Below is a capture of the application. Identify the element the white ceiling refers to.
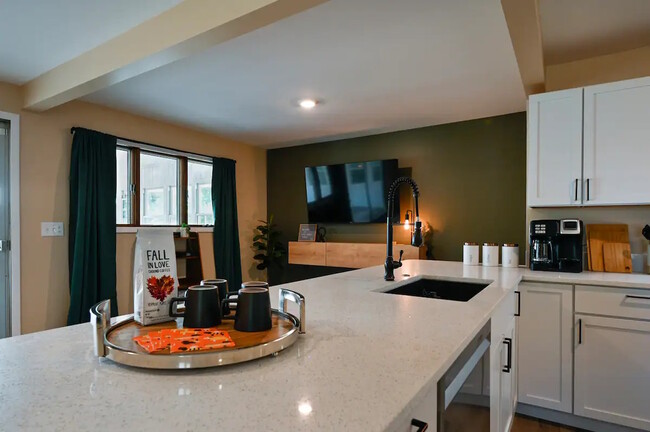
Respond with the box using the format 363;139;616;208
83;0;526;148
0;0;181;84
540;0;650;65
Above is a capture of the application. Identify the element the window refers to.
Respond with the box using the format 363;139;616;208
188;160;213;225
140;152;179;225
115;143;214;226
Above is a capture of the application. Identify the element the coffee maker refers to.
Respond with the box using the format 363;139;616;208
530;219;583;273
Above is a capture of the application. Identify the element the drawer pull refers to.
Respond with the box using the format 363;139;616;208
515;290;521;317
411;418;428;431
625;295;650;301
578;319;583;344
502;338;512;373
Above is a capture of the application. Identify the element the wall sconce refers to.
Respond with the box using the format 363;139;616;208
404;210;413;231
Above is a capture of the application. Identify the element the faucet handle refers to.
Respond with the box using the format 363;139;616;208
398;250;404;264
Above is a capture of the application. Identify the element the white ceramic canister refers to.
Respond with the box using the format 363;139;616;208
482;243;499;267
463;242;480;266
502;243;519;268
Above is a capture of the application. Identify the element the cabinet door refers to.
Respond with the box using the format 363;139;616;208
490;333;505;432
499;318;516;432
527;88;583;207
574;315;650;430
490;292;517;432
583;76;650;205
517;282;573;412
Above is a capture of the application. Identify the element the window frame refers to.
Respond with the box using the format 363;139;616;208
116;140;213;228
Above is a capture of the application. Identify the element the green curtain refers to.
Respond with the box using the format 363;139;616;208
212;157;242;293
67;128;117;324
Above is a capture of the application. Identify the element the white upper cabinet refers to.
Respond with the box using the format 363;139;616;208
527;88;584;207
583;76;650;205
527;76;650;207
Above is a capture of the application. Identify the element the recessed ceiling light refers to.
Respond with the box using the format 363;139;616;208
299;99;317;109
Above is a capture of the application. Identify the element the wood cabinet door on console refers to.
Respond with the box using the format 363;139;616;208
583;77;650;205
527;88;583;207
574;315;650;431
517;282;573;413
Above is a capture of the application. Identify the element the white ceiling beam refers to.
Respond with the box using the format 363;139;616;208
23;0;328;111
501;0;545;95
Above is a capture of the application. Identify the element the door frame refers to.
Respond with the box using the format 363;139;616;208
0;110;20;336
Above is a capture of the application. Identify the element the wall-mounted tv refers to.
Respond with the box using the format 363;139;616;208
304;159;399;224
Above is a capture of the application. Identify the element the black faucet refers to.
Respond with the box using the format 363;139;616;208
385;177;422;281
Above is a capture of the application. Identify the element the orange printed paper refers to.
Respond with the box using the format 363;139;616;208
133;328;235;353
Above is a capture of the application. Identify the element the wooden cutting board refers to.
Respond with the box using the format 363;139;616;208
602;242;632;273
586;224;630;272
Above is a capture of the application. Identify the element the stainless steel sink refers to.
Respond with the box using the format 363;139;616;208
382;278;490;302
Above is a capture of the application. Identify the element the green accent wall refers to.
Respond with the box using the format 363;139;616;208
267;112;527;284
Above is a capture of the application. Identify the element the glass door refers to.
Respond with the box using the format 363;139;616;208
0;121;9;338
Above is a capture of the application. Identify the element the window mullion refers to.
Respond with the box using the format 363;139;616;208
132;148;141;226
180;156;188;225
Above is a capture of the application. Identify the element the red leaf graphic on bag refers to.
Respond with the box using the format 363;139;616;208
147;275;175;301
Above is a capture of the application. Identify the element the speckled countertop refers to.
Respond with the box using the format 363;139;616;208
1;260;649;432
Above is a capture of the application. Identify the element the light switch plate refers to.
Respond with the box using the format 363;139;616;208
41;222;64;237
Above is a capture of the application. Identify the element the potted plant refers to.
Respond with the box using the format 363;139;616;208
253;214;286;271
180;223;191;238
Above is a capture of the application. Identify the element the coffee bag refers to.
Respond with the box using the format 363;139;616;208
134;230;179;325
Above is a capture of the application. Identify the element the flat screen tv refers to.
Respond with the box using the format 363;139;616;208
304;159;400;224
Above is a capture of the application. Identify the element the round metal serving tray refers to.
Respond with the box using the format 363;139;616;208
90;288;305;370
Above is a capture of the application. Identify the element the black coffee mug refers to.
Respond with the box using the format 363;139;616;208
201;279;230;317
222;282;272;332
169;285;221;328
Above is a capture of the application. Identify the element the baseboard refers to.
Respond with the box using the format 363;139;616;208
517;403;644;432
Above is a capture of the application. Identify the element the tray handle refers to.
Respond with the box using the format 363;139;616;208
278;289;306;334
90;300;111;357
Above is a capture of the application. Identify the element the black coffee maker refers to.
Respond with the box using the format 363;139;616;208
530;219;583;273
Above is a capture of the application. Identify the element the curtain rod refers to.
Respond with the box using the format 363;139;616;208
70;126;218;161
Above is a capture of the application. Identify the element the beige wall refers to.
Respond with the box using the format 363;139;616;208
545;45;650;91
0;81;266;334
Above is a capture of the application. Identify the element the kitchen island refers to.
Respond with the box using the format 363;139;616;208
1;260;649;431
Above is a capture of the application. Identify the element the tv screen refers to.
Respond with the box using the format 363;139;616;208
304;159;399;223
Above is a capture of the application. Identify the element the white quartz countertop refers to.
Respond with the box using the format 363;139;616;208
1;261;649;432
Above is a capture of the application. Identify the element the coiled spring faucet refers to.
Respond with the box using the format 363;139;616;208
385;177;422;281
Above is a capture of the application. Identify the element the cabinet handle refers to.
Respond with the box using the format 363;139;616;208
578;319;583;344
502;338;512;373
625;295;650;301
514;291;521;317
411;418;428;431
574;178;579;201
586;179;591;201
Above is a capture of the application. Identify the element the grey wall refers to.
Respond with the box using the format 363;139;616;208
267;112;527;284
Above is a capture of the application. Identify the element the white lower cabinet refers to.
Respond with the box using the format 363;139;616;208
498;318;516;432
517;282;573;412
396;385;437;432
491;291;517;432
574;314;650;430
